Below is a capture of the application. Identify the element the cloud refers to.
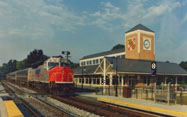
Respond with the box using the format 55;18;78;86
90;2;123;31
183;14;187;23
0;0;86;65
0;0;86;40
90;0;182;31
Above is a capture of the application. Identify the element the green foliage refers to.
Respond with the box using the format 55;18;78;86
16;59;26;70
0;49;48;78
179;61;187;71
0;59;17;78
25;49;48;67
111;44;125;51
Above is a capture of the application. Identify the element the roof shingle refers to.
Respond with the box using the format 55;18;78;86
126;24;154;33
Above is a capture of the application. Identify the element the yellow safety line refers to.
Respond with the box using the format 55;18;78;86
4;100;23;117
97;97;187;116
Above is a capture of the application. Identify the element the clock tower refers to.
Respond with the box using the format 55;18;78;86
125;24;155;61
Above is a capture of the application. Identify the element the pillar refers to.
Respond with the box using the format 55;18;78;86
109;74;113;86
91;77;93;85
175;76;178;91
103;57;106;87
146;77;148;86
165;77;167;86
100;77;102;86
121;75;124;87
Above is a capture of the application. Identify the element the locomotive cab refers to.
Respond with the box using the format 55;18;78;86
46;56;70;70
46;56;73;84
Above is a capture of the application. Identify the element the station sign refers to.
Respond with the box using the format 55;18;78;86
151;62;157;76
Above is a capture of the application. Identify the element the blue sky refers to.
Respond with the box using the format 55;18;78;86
0;0;186;65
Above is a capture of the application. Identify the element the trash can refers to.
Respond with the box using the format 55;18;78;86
123;87;132;98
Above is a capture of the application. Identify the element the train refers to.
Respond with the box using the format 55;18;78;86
6;56;74;95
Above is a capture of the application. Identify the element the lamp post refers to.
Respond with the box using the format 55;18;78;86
62;51;71;62
111;57;118;97
82;67;86;89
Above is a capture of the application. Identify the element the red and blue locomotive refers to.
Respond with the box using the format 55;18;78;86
6;56;74;94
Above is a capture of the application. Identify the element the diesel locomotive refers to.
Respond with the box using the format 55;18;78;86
6;56;74;95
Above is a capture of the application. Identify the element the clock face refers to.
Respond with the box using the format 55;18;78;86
143;38;151;50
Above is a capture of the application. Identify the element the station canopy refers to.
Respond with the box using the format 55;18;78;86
73;57;187;76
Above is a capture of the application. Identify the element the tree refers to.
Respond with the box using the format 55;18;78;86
25;49;48;67
179;61;187;71
16;59;26;70
111;44;125;51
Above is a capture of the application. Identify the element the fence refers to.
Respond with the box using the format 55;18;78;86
155;85;176;104
84;84;187;105
176;85;187;105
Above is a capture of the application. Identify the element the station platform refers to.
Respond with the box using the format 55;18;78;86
0;82;23;117
4;100;23;117
76;92;187;117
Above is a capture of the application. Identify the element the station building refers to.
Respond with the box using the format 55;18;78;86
73;24;187;90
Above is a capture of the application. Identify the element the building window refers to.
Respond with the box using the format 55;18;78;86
87;61;89;65
86;78;88;84
93;79;96;84
96;59;98;64
81;61;85;66
97;78;100;84
121;55;125;58
82;78;84;83
93;60;96;64
89;79;91;84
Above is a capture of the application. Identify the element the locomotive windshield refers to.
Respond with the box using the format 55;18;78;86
48;62;70;69
48;62;59;69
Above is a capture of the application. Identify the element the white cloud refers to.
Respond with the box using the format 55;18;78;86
0;0;86;65
183;14;187;23
90;0;181;31
90;2;123;31
0;0;85;40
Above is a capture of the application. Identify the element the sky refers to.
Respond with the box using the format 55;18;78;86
0;0;186;65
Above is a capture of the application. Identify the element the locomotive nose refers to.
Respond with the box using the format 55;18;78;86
49;66;73;83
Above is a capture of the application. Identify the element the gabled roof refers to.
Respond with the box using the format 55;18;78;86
74;57;187;76
126;24;154;33
106;58;187;75
73;65;99;75
80;48;125;60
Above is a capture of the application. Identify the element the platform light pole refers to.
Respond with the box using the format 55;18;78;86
82;67;86;89
62;51;71;62
111;56;118;97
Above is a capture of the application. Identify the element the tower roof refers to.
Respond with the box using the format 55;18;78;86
126;24;154;33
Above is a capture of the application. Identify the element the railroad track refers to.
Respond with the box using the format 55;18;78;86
2;82;70;117
6;81;171;117
1;82;41;117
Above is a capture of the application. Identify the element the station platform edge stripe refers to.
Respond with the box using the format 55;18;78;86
4;100;23;117
97;97;187;116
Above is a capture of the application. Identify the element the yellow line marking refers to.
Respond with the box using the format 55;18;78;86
97;97;187;116
4;100;23;117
